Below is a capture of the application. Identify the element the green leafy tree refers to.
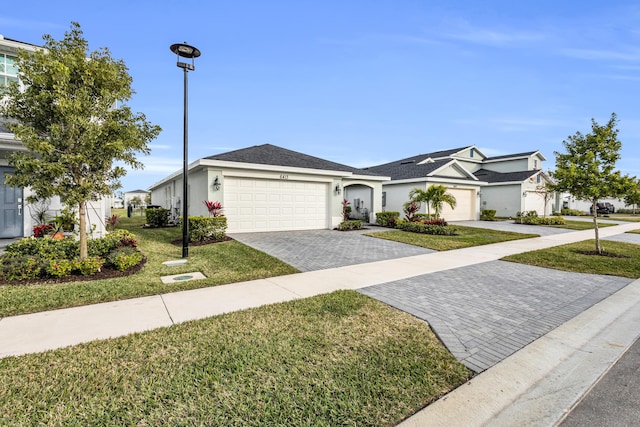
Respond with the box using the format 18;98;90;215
409;185;457;219
624;178;640;214
550;113;633;253
0;23;161;258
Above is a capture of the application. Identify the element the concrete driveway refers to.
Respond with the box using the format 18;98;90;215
229;228;434;271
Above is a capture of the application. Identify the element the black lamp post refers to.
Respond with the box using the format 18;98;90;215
170;42;201;258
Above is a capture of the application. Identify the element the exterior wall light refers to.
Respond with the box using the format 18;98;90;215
335;184;341;195
213;176;221;191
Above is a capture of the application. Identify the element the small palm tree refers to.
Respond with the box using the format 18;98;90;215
409;185;457;219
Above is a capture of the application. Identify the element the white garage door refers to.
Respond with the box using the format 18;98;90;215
441;188;475;221
225;178;329;232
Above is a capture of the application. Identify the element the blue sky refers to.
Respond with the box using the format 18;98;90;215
3;1;639;192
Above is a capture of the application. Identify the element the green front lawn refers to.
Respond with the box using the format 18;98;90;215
0;215;298;317
502;240;640;278
550;220;617;230
0;290;471;426
365;226;538;251
628;229;640;234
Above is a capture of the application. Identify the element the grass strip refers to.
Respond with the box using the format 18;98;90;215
0;290;471;426
365;225;538;251
548;220;616;230
0;215;298;317
502;240;640;278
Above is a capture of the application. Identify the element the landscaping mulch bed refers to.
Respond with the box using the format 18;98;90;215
0;257;146;287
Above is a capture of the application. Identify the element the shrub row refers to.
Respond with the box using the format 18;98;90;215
515;211;566;225
188;216;228;242
0;230;143;281
396;219;457;235
375;211;399;228
480;209;496;221
146;208;170;227
336;220;364;231
560;208;586;216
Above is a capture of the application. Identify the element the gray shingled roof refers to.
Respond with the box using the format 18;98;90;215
205;144;379;176
365;158;452;180
363;146;472;180
485;151;537;161
473;168;538;183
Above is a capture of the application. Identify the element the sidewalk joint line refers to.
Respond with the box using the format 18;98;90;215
159;295;175;325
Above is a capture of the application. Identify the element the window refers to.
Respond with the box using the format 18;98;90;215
0;53;19;87
470;148;475;158
536;174;541;184
382;191;386;207
533;159;538;169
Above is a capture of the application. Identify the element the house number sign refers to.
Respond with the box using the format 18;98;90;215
280;174;289;180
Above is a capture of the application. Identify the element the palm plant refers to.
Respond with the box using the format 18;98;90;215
409;185;457;219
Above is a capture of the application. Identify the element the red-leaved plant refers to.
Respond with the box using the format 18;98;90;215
203;200;224;217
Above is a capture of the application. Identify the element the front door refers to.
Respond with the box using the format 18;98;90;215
0;167;23;238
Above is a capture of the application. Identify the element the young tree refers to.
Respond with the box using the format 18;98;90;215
550;113;633;253
0;23;161;258
624;178;640;214
533;181;554;217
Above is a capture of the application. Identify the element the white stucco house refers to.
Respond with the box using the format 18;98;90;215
365;146;553;219
148;144;389;233
0;35;109;239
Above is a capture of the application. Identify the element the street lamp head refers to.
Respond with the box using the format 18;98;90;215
170;42;201;71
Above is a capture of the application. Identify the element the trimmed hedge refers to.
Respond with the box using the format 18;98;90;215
188;216;228;242
376;211;400;228
146;208;170;227
480;209;496;221
337;220;364;231
396;219;457;235
515;211;566;225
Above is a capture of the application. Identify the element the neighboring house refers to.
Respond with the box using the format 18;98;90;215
124;190;149;208
0;35;108;238
148;144;389;233
558;195;629;214
365;146;553;219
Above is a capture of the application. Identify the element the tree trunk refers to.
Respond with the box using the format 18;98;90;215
79;201;88;259
592;200;601;254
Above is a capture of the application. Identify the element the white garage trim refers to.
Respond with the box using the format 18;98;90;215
225;177;329;232
441;188;476;221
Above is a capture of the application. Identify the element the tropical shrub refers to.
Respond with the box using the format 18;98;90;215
342;199;352;221
46;259;74;278
403;201;420;221
480;210;497;221
107;247;144;271
375;212;399;228
146;207;170;227
515;211;566;225
396;219;457;235
33;223;53;238
188;216;228;242
5;236;79;260
0;254;46;281
73;256;105;276
203;200;224;217
560;208;586;216
337;220;363;231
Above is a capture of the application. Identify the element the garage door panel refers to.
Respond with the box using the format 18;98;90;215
225;178;329;232
441;188;475;221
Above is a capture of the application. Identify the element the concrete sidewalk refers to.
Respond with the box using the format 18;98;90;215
0;222;638;425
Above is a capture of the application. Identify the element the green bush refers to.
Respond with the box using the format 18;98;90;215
46;259;74;278
414;213;437;221
480;209;497;221
337;220;364;231
375;212;400;227
73;256;105;276
396;219;457;235
88;229;137;258
146;207;170;227
107;247;144;271
515;211;566;225
0;254;46;281
560;208;586;216
188;216;228;242
5;237;79;260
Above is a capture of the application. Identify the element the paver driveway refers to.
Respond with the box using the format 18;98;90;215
229;228;434;271
359;261;633;373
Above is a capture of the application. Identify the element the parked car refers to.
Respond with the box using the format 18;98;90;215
605;202;615;214
590;203;610;214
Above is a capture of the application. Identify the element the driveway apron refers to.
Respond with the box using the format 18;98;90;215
359;260;633;373
229;229;434;271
